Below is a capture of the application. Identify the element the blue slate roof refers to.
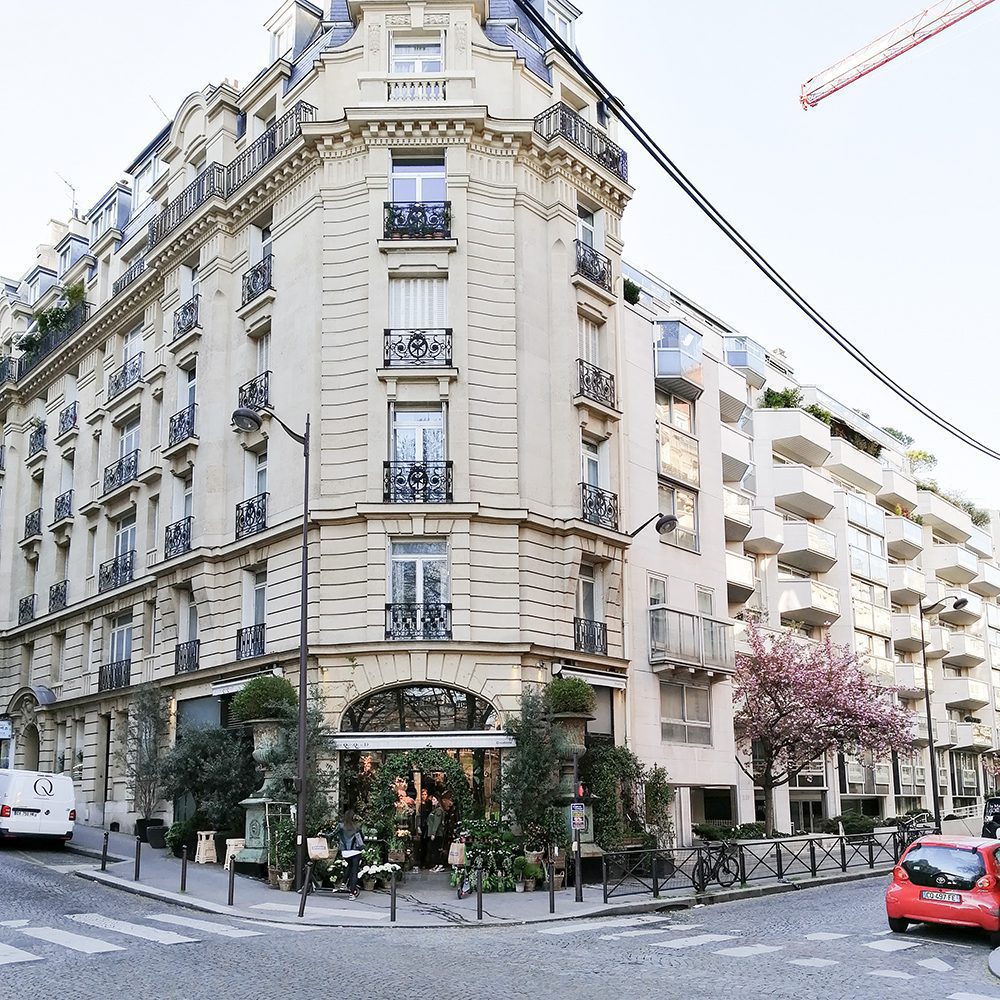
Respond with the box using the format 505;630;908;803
486;0;552;83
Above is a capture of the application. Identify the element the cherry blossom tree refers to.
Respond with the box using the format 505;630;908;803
734;620;915;834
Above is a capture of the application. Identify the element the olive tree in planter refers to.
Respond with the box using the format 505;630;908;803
116;683;170;843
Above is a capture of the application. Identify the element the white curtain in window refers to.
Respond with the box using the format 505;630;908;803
389;277;447;329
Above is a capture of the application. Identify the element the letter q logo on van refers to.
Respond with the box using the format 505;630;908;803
33;778;54;798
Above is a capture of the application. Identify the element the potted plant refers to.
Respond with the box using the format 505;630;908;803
277;872;295;891
544;677;597;760
117;684;170;843
512;855;527;891
387;834;406;865
146;821;168;850
270;817;296;888
522;861;544;892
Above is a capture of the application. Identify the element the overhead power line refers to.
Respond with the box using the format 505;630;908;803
514;1;1000;462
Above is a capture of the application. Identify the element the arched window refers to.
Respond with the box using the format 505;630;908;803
341;685;498;734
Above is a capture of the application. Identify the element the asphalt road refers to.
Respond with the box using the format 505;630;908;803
1;842;999;1000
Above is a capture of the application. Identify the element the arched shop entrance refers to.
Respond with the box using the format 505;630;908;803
333;684;514;821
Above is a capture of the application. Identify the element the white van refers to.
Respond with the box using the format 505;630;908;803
0;769;75;843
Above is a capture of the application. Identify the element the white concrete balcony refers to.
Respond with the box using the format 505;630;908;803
889;565;927;607
744;508;784;555
885;516;923;560
924;625;951;659
954;722;993;752
864;655;895;688
935;720;958;749
916;489;973;543
781;521;837;573
772;464;835;520
892;614;925;652
853;599;892;636
878;468;920;514
911;714;930;745
940;676;990;711
925;582;983;625
942;632;987;668
777;579;840;626
723;488;752;542
970;562;1000;598
924;544;978;586
721;424;752;483
968;525;995;560
825;437;883;493
718;363;751;423
895;664;930;700
726;551;756;605
755;408;831;466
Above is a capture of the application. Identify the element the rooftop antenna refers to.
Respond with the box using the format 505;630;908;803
149;94;171;122
54;172;78;218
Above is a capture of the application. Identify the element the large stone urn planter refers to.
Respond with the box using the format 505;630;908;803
247;717;286;796
234;718;290;873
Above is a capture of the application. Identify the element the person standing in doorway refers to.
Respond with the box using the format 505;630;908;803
426;796;445;871
417;787;433;870
435;791;459;872
337;810;365;898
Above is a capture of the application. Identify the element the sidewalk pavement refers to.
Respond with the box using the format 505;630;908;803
65;824;893;930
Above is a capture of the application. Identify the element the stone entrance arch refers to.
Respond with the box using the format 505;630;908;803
20;724;39;770
4;686;56;772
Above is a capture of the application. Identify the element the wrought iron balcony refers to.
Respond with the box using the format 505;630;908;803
175;639;201;674
18;302;91;379
383;461;453;503
103;450;140;494
580;482;620;531
148;163;226;247
383;328;453;367
235;493;268;540
173;294;200;339
98;550;135;593
57;400;78;437
238;371;271;411
576;359;616;408
53;489;73;522
241;254;273;306
98;660;131;692
383;201;452;239
107;353;143;401
23;508;42;540
18;595;36;626
236;623;266;660
534;103;629;183
226;101;317;195
574;617;608;655
27;423;46;458
575;240;613;292
48;580;68;614
164;516;193;558
112;258;146;296
168;403;197;447
385;603;453;640
0;356;16;386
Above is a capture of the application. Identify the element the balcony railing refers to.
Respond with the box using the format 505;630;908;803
383;201;452;239
649;608;700;663
575;240;612;292
168;403;197;447
103;450;140;494
574;616;608;655
0;356;16;385
53;489;73;522
27;423;46;458
57;400;78;437
388;78;447;101
98;660;131;692
235;493;268;540
148;163;226;247
112;258;146;296
238;371;270;411
241;254;273;306
17;595;36;626
533;103;629;183
383;328;453;367
236;623;266;660
164;516;193;558
48;580;68;614
18;302;91;379
385;603;453;640
175;639;201;674
383;461;453;503
576;359;616;408
173;294;200;339
23;508;42;539
107;353;143;401
98;550;135;593
580;482;620;531
226;101;317;195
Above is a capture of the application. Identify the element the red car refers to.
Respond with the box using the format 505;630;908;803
886;835;1000;945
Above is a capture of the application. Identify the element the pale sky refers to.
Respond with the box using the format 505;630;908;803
2;1;998;504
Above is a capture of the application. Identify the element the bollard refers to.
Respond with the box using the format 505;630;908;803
297;863;313;918
602;856;608;905
133;836;141;882
808;840;817;879
100;831;109;873
548;861;555;914
228;860;236;906
180;846;188;893
574;832;583;903
390;869;397;923
476;868;483;921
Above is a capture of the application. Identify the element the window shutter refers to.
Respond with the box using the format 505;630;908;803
389;277;447;327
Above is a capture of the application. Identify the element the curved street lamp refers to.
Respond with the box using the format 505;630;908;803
628;512;678;538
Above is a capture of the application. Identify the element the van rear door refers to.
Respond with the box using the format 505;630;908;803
31;774;75;838
6;773;43;835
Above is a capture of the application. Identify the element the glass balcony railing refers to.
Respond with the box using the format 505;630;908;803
653;320;703;398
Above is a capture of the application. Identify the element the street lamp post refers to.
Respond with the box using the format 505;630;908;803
918;595;968;832
232;406;311;890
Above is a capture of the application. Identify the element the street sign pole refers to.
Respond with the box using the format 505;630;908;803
573;754;583;903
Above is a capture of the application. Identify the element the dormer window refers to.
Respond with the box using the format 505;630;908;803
58;248;72;277
26;279;40;305
271;18;292;61
131;158;158;212
545;0;578;44
391;37;443;74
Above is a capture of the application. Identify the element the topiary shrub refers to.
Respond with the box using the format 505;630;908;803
231;675;297;722
820;812;877;835
544;677;597;715
623;277;641;305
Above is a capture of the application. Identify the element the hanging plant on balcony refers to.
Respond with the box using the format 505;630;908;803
32;280;85;339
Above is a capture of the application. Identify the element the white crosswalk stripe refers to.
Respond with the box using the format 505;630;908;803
249;902;387;920
804;932;848;941
918;957;955;972
713;944;783;958
864;938;921;952
0;942;43;966
869;970;914;980
146;914;263;938
651;933;736;949
241;920;325;932
539;916;671;936
68;913;197;944
21;926;124;954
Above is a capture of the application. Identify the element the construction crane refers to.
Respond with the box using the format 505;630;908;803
801;0;996;108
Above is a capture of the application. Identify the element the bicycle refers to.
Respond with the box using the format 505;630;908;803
692;840;739;891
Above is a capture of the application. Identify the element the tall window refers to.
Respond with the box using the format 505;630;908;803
581;439;601;487
132;158;158;210
577;206;596;247
656;392;699;486
391;406;445;464
178;475;193;519
249;450;268;498
659;484;698;552
109;612;133;664
115;513;136;558
260;225;273;262
256;333;271;375
188;264;200;300
578;316;601;366
182;364;197;407
252;571;267;626
122;326;142;363
391;157;446;203
390;540;449;607
660;681;711;745
389;277;447;329
545;0;576;43
391;37;443;73
120;418;140;458
577;563;601;622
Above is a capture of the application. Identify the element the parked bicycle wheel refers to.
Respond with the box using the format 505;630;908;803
716;857;739;888
692;858;710;893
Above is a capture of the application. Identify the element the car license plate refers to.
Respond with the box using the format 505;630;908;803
920;890;961;903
